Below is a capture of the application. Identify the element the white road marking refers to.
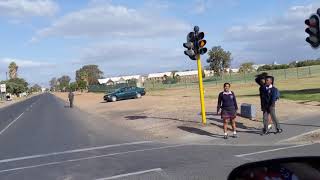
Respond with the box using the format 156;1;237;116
96;168;162;180
0;112;24;135
278;129;320;143
0;144;186;173
0;141;152;164
0;98;39;135
235;143;313;157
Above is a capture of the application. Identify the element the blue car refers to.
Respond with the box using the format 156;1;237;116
103;87;146;102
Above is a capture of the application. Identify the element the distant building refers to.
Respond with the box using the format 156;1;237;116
225;68;239;73
175;70;198;77
147;72;172;81
230;68;239;73
252;64;265;70
98;75;143;85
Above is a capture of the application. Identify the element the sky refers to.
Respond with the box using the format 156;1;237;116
1;0;320;87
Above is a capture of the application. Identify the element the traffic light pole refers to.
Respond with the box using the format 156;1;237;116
196;55;206;124
183;26;207;124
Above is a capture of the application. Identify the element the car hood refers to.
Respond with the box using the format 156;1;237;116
104;92;116;97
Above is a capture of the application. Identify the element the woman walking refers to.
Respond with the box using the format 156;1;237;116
217;83;238;139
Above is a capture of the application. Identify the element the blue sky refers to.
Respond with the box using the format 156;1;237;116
0;0;320;87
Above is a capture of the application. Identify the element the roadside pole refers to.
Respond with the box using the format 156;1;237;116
196;55;206;124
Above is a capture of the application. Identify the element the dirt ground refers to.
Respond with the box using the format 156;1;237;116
54;84;320;142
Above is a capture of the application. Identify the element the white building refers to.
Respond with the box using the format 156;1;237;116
147;72;172;79
252;64;265;70
98;75;143;85
230;68;239;73
175;70;198;77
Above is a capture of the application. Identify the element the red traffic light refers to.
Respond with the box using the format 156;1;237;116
187;32;195;42
197;32;205;40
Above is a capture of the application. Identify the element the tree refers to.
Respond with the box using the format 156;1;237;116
76;65;103;86
206;46;232;76
239;62;254;73
77;80;87;91
8;62;18;79
1;78;28;95
30;84;42;92
49;77;58;91
57;75;71;91
69;82;78;92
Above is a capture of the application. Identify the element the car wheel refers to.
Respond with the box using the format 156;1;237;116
111;96;117;102
136;93;142;98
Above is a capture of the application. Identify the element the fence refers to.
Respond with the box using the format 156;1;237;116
143;65;320;90
88;82;136;93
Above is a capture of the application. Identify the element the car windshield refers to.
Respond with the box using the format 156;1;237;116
1;1;320;180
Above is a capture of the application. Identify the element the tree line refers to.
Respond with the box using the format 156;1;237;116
49;65;103;92
0;62;44;96
256;59;320;71
205;46;320;74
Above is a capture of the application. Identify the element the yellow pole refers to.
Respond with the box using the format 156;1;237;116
196;55;206;124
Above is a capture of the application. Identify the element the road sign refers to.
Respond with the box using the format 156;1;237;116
0;84;6;93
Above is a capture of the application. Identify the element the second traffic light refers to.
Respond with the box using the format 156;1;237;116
305;9;320;48
183;32;196;60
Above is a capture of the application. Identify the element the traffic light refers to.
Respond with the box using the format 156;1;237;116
183;32;196;60
197;32;207;55
305;9;320;48
183;26;207;60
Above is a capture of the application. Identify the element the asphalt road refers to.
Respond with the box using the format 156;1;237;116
0;93;320;180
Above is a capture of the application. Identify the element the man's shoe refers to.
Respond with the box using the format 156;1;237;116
232;134;238;138
276;129;283;134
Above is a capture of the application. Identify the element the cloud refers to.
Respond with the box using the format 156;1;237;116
1;58;55;68
192;0;238;14
32;3;190;40
224;3;320;64
0;0;59;18
71;40;195;76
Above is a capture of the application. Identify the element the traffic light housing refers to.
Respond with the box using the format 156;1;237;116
305;10;320;48
197;32;207;55
183;32;196;60
183;26;207;60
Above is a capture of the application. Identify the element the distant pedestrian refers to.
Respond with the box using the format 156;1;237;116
68;90;74;108
217;83;238;139
261;76;282;134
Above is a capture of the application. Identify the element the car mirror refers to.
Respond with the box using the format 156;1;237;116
228;157;320;180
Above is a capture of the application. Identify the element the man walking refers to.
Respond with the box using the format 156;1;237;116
261;76;282;134
68;90;74;108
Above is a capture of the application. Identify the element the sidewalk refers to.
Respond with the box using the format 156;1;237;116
0;94;39;109
202;114;320;145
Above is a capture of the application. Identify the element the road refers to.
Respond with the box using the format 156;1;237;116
0;93;320;180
